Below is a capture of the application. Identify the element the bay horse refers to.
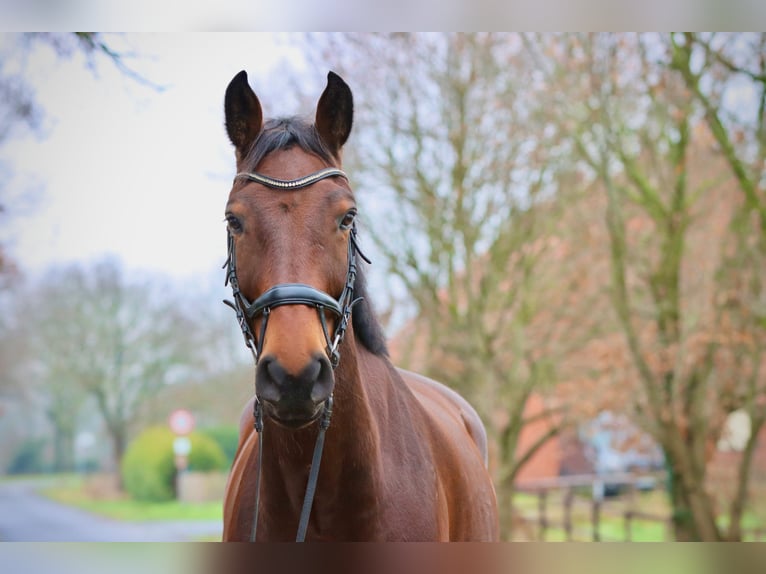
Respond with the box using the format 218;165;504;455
220;70;499;541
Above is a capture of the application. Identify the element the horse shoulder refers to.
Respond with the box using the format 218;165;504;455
222;396;258;540
395;368;489;467
394;368;498;540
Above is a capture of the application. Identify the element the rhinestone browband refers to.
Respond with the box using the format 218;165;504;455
234;167;347;190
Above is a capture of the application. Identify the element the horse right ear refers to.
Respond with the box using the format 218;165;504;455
315;71;353;160
224;70;263;160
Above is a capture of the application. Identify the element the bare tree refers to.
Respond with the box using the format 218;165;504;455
15;280;88;471
13;259;206;475
297;33;603;537
525;32;766;541
669;32;766;541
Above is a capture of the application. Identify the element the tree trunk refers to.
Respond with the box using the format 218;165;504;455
727;415;764;541
496;423;522;541
110;426;127;490
666;456;696;541
497;485;537;541
497;485;516;540
52;425;76;472
47;406;77;472
665;449;722;541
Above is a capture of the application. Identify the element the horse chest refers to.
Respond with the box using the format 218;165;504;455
230;452;444;541
308;481;443;541
312;458;440;540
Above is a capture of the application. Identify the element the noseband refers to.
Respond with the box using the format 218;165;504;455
222;166;369;542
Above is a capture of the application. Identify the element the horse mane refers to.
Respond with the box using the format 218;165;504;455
243;116;389;358
351;263;389;357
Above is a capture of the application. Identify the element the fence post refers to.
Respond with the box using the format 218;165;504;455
592;479;604;541
564;487;575;541
624;510;632;541
624;479;635;541
537;490;548;541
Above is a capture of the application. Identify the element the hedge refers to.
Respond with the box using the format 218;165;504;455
121;425;227;502
199;425;239;467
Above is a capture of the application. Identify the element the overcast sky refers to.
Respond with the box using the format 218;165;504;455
1;34;318;288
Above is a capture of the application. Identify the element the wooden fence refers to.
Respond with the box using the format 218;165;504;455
514;472;671;541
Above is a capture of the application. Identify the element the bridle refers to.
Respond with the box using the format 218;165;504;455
223;166;369;542
223;167;367;369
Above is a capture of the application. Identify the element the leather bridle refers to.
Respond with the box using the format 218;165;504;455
223;169;367;369
222;166;369;542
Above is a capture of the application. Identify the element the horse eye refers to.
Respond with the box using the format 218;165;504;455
339;209;357;230
226;214;243;233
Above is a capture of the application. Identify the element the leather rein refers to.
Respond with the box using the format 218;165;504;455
223;167;369;542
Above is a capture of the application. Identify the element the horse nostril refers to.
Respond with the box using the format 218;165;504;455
302;356;322;384
309;355;334;403
265;357;287;386
255;356;285;404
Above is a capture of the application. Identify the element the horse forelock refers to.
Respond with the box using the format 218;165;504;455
241;116;337;173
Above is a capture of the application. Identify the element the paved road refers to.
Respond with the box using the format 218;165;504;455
0;479;222;542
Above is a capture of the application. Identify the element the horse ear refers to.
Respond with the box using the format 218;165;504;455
315;71;353;158
224;70;263;159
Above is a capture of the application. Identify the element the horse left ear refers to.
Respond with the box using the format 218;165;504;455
315;71;353;159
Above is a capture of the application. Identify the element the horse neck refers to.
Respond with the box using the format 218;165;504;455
260;335;383;502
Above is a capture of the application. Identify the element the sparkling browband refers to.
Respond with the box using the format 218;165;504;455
234;167;347;190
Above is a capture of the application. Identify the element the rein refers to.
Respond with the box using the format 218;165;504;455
223;167;368;542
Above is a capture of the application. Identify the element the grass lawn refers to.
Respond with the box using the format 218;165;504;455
512;489;766;542
515;516;668;542
38;474;223;522
512;490;671;541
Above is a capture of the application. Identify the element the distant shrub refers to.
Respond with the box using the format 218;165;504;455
121;426;227;502
121;427;175;502
199;426;239;467
6;437;49;475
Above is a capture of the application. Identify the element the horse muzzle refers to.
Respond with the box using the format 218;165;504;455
256;353;334;428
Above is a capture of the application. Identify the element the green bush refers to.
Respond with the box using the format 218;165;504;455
6;437;49;475
199;425;239;467
121;426;227;502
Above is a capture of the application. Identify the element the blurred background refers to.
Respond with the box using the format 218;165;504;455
0;32;765;542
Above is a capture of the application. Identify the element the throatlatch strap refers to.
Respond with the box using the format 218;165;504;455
296;396;333;542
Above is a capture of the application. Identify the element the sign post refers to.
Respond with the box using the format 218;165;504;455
169;409;195;499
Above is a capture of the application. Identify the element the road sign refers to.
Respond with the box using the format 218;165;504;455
169;409;195;435
173;436;192;456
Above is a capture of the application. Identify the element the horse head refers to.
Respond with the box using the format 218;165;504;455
223;71;357;429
